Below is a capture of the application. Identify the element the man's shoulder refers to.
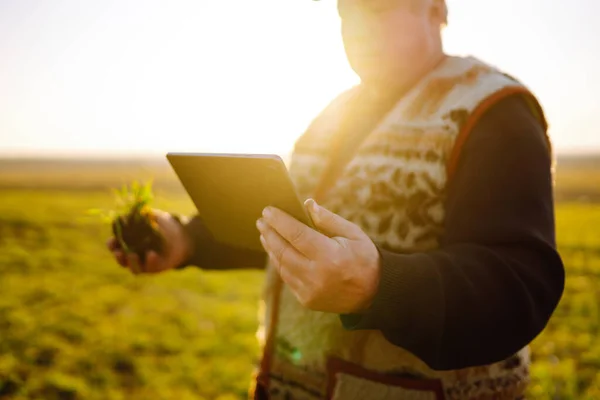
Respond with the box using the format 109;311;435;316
440;56;536;105
429;55;547;130
443;57;552;179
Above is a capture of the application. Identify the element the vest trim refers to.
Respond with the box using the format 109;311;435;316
446;86;533;181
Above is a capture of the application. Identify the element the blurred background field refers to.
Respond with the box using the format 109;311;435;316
0;155;599;400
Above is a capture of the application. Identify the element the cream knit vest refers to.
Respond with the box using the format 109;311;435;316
256;55;547;400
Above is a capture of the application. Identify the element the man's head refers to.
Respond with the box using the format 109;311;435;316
337;0;447;87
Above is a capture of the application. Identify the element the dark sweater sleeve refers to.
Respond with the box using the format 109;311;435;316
339;94;565;371
176;215;267;270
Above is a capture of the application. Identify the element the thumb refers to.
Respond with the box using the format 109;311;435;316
305;198;362;239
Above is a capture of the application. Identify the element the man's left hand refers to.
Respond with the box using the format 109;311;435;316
256;198;381;314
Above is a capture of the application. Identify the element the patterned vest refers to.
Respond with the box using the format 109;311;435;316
255;55;548;400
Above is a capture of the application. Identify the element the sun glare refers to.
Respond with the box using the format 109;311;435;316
171;1;358;157
0;0;358;158
2;0;598;156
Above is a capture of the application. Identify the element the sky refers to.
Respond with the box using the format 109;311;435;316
0;0;598;158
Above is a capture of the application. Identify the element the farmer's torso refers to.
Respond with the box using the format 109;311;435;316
256;55;545;400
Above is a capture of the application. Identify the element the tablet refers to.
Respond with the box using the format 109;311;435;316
166;152;315;252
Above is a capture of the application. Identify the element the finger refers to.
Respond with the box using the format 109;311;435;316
107;237;121;251
113;250;128;267
127;253;142;275
108;237;129;267
259;226;311;280
261;236;306;294
143;251;162;273
278;258;307;295
261;207;333;259
305;199;363;240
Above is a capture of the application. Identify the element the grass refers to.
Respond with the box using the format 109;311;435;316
527;202;600;399
0;188;262;400
0;158;599;399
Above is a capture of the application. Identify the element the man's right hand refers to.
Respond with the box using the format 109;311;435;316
106;209;193;274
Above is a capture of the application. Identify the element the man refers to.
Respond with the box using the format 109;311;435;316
108;0;565;398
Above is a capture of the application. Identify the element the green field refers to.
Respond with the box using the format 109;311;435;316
0;156;599;399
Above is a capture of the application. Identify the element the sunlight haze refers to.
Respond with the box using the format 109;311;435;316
0;0;598;158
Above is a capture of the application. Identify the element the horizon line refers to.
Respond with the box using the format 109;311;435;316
1;147;599;159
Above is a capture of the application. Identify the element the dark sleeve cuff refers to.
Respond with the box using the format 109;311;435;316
340;245;444;344
339;245;386;330
173;213;267;270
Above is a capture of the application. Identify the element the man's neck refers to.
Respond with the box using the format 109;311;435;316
363;52;448;99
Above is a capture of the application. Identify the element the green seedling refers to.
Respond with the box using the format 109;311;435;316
88;180;165;272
